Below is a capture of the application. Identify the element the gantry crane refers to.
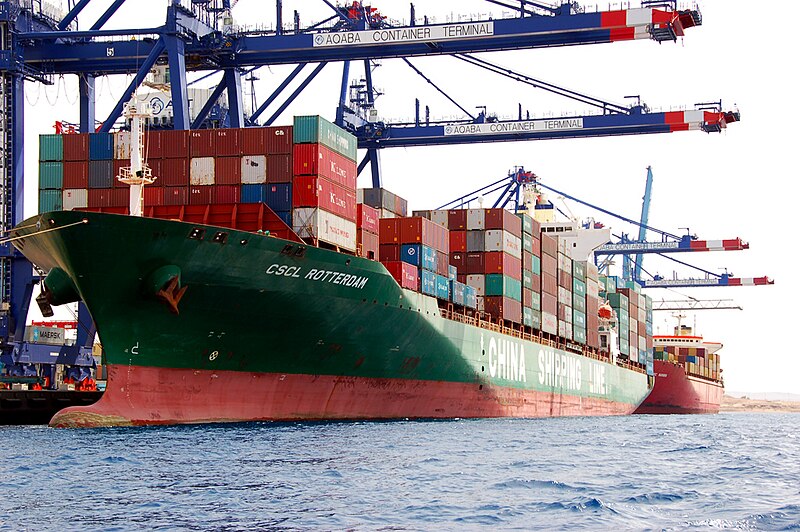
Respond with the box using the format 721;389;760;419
0;0;737;383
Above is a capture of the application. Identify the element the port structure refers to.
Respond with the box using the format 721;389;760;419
0;0;738;385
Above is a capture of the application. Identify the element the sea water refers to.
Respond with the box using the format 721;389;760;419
1;413;798;530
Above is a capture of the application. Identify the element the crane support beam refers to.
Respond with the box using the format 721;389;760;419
19;7;697;74
651;300;742;311
596;237;749;255
355;109;736;149
640;276;774;288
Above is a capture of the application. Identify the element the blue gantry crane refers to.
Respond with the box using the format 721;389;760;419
0;0;738;385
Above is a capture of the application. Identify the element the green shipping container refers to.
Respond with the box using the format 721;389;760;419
599;275;616;294
38;189;63;212
523;307;533;327
619;337;630;356
572;292;586;313
573;278;586;297
573;260;586;281
485;274;522;301
530;309;541;329
573;309;587;329
531;254;541;275
39;134;63;162
523;269;533;290
516;212;533;235
522;233;533;253
573;327;587;345
39;162;64;189
293;115;357;161
531;291;541;311
607;292;628;310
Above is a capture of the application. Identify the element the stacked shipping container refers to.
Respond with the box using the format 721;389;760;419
600;275;654;368
653;344;721;381
292;116;359;251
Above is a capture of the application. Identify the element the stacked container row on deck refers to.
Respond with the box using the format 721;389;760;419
39;125;295;214
653;344;720;380
292;115;359;251
600;275;654;367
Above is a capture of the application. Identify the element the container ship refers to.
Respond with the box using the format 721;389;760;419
633;323;724;414
11;107;654;427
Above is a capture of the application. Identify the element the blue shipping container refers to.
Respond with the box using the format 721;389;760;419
448;265;458;280
464;285;477;309
89;133;114;160
265;183;292;211
420;270;436;296
241;184;267;203
401;244;436;271
275;210;292;227
435;274;449;300
450;280;466;306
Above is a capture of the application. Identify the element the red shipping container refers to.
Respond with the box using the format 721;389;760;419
112;160;126;188
264;126;292;155
292;175;357;221
357;229;379;260
541;292;557;315
160;158;189;186
400;217;437;249
189;185;212;204
532;273;541;291
449;231;466;252
558;269;572;289
214;129;240;156
144;131;161;158
383;261;418;290
63;133;89;161
63;161;89;189
267;154;292;183
357;203;380;234
541;234;558;257
542;272;558;296
484;252;522;280
532;235;541;256
448;209;467;230
465;252;485;274
214;156;242;185
147;159;163;186
485;208;522;236
541;253;557;276
483;296;522;323
240;127;266;155
164;186;189;205
379;218;401;245
523;251;532;272
450;252;466;273
213;185;240;203
158;130;189;158
87;188;127;208
379;243;400;262
292;143;357;189
190;130;215;157
144;186;164;207
523;288;533;308
436;251;449;276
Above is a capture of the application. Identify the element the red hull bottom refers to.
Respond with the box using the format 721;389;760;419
634;360;723;415
50;364;640;427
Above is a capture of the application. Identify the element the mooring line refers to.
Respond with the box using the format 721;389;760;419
0;219;89;245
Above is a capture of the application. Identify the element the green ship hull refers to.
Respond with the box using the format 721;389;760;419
12;210;651;427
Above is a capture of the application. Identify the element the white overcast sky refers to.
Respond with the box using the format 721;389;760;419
22;0;800;395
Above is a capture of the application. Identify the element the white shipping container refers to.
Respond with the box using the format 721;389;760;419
466;208;485;230
431;209;449;228
63;189;88;210
541;311;558;334
629;316;637;333
638;306;646;322
558;320;573;340
639;336;647;351
586;262;599;280
587;279;600;299
466;274;485;296
114;131;131;160
241;155;267;184
560;303;573;324
190;157;215;185
379;209;395;219
484;230;522;259
293;207;357;251
558;286;571;305
475;295;485;312
557;252;572;273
